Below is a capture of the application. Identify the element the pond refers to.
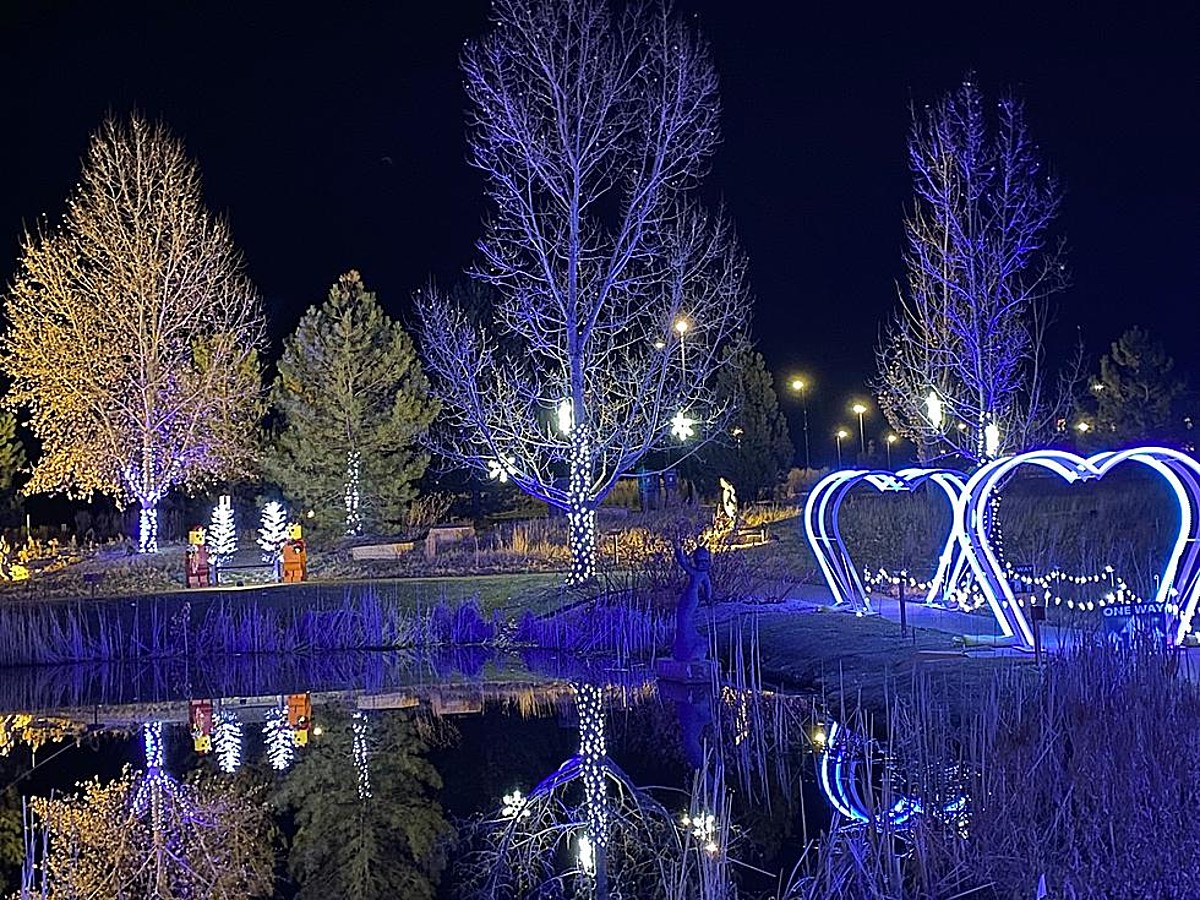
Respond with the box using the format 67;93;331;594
0;647;836;899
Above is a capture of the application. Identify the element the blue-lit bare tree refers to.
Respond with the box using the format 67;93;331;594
418;0;751;582
875;77;1072;463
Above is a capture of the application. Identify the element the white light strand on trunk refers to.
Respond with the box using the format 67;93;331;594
352;711;372;799
345;450;362;535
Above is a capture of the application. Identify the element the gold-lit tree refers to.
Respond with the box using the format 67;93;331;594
2;113;265;551
25;724;274;898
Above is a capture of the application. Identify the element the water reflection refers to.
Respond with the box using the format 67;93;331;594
2;649;825;898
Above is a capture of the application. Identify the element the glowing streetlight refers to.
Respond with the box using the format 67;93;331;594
1076;421;1091;434
851;402;868;454
925;390;944;430
886;433;897;467
653;339;666;350
790;376;811;470
835;428;849;468
673;318;689;335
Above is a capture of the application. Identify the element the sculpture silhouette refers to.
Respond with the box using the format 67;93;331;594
673;544;712;662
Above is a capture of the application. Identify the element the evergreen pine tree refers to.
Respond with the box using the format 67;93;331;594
275;709;447;900
1080;326;1188;448
682;348;794;500
269;271;437;536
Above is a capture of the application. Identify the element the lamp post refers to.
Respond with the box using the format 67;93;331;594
835;428;848;468
790;377;811;470
851;403;867;455
886;433;896;468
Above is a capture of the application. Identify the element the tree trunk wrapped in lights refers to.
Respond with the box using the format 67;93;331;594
1;114;265;552
417;0;752;583
874;76;1075;464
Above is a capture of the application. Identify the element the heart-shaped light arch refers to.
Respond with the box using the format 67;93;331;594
959;447;1200;649
805;468;970;614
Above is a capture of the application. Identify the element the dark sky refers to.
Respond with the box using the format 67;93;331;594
1;1;1195;465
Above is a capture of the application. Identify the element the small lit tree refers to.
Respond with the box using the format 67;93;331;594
209;495;238;565
1;114;265;551
258;501;288;573
418;0;752;582
874;77;1071;463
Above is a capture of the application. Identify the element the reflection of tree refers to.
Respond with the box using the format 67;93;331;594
24;731;274;898
457;683;716;900
276;708;448;900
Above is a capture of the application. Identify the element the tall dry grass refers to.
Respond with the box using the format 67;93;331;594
790;640;1200;899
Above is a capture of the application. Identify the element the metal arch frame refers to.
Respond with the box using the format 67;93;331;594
959;446;1200;648
804;468;970;613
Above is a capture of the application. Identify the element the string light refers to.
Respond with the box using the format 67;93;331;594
805;467;970;614
138;504;158;554
212;710;242;774
345;450;362;535
576;683;608;849
566;435;596;583
670;410;696;440
486;455;517;483
500;789;529;819
352;711;372;799
960;447;1200;647
258;501;288;565
208;495;237;564
680;811;719;854
263;706;295;771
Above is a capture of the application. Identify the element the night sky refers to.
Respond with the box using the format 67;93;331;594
1;1;1195;466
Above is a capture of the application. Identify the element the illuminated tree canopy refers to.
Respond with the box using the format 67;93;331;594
1;113;265;551
26;767;274;899
418;0;752;582
874;77;1071;463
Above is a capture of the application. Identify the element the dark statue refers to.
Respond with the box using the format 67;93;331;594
673;544;712;662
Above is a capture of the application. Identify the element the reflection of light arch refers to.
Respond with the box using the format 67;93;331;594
817;721;926;828
959;447;1200;648
804;468;970;613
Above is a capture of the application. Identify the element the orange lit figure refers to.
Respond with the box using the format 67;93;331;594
287;693;312;746
282;523;307;582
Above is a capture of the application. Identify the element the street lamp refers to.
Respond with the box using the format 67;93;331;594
1076;421;1091;434
886;433;897;468
835;428;849;468
851;402;868;454
790;376;811;470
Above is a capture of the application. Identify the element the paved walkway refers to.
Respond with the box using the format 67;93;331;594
777;583;1074;656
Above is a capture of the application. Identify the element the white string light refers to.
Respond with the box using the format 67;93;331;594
263;706;295;771
212;710;242;774
352;711;372;799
